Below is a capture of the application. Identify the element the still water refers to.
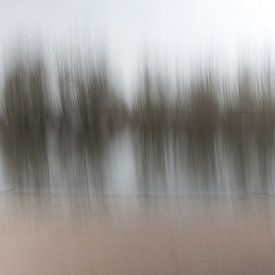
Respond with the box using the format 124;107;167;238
1;124;275;274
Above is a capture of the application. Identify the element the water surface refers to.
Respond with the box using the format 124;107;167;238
1;124;275;274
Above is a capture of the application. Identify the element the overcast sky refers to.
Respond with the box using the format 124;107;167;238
0;0;275;99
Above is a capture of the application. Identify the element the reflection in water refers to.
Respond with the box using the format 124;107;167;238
2;118;275;274
2;124;49;193
1;116;275;196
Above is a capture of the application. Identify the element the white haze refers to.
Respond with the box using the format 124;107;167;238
0;0;275;101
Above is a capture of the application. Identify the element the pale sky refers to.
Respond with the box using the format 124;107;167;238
0;0;275;100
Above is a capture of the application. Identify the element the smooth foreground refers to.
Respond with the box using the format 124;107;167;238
0;193;275;275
